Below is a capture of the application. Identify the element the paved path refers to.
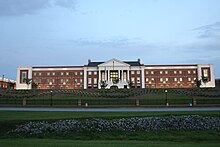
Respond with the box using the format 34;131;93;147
0;107;220;112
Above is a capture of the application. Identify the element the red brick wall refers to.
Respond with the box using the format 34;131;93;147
32;70;84;89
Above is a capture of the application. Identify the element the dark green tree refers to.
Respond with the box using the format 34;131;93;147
24;78;32;90
100;80;108;89
196;79;202;88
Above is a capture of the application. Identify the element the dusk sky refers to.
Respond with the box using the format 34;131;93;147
0;0;220;80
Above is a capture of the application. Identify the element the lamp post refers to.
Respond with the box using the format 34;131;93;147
165;89;169;106
50;90;53;106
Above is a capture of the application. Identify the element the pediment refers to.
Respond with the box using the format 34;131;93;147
98;58;130;67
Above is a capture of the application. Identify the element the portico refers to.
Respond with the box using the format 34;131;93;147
98;59;131;89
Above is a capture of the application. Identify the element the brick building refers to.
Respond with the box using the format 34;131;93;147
0;77;16;89
16;58;215;90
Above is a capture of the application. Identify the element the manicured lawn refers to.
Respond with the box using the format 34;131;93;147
0;111;219;146
0;139;219;147
0;111;220;122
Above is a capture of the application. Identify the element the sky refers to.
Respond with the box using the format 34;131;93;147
0;0;220;80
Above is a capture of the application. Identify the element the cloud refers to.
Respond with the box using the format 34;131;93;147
0;0;50;16
54;0;77;10
194;21;220;38
0;0;77;17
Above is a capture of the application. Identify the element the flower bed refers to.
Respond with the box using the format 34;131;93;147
10;115;220;135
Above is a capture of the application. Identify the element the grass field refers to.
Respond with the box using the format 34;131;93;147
0;139;219;147
0;110;220;146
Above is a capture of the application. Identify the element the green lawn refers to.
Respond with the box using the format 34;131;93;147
0;111;220;146
0;111;220;122
0;139;219;147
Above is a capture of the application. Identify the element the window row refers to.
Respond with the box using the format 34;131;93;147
33;72;83;76
88;78;98;84
145;70;196;75
33;79;83;84
131;71;141;75
146;77;197;83
131;77;141;83
88;71;97;76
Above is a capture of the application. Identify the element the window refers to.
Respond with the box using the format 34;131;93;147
180;78;183;82
21;71;27;83
47;73;50;76
151;78;155;81
60;79;63;84
61;72;64;76
101;71;105;81
203;69;208;77
80;79;83;83
74;79;77;83
165;71;168;74
146;71;149;74
137;71;140;74
193;70;196;74
151;71;154;74
146;78;149;82
33;79;36;83
39;73;42;76
88;71;92;75
123;72;127;81
66;79;69;83
165;78;169;82
38;79;41;83
66;72;69;76
188;70;191;74
94;78;97;84
160;78;163;82
131;71;135;75
179;71;182;74
174;78;177;82
52;72;55;76
88;78;92;84
94;71;97;75
80;72;83;75
52;79;55;84
110;71;118;81
33;73;36;76
160;71;163;74
131;77;135;82
174;71;177;74
47;79;50;84
137;77;140;83
188;78;191;81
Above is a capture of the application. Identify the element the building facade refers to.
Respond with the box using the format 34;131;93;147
0;77;16;89
16;58;215;90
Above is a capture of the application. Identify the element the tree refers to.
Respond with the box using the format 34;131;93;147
127;80;134;89
100;80;108;89
196;79;202;88
24;78;32;90
32;82;38;89
9;82;15;89
112;78;119;84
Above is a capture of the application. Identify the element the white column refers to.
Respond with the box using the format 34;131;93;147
210;64;215;87
118;70;120;80
108;70;110;82
105;69;107;81
127;70;130;81
98;70;101;89
83;68;87;89
16;67;20;89
122;70;124;82
141;67;145;88
197;65;202;81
